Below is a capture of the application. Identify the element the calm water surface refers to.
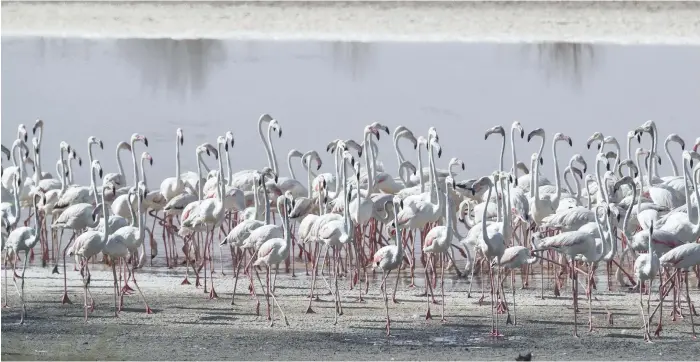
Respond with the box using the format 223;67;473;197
2;38;699;186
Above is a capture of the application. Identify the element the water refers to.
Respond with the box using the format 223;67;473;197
3;38;700;188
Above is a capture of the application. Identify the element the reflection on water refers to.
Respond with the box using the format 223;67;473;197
2;37;699;187
328;41;374;81
532;42;597;87
114;38;227;98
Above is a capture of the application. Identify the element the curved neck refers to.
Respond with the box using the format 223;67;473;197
90;165;99;205
533;136;546;202
267;126;279;176
101;193;109;239
217;144;225;202
636;153;647;196
529;156;536;198
502;177;512;238
88;141;95;171
58;151;67;193
394;133;407;181
33;148;43;184
498;134;505;172
130;138;139;186
649;127;657;184
363;132;374;192
595;160;607;203
592;210;607;260
563;168;574;197
9;179;21;227
611;142;621;175
333;150;342;197
551;139;563;206
428;142;438;203
287;154;298;180
175;138;182;185
626;137;633;161
686;158;700;234
116;145;126;182
417;144;425;193
262;176;271;224
258;118;274;173
664;139;679;176
572;169;582;205
127;193;137;224
481;182;493;245
196;152;204;200
444;183;453;240
225;146;233;186
305;157;313;199
510;127;519;179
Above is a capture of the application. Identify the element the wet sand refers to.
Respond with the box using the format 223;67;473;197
1;262;699;360
2;1;700;43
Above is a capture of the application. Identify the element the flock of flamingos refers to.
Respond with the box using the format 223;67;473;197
1;117;700;341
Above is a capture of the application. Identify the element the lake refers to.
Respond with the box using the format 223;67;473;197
2;37;699;186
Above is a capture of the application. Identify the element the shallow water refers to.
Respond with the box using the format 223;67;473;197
3;38;700;187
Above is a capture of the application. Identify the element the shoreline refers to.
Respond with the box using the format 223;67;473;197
3;1;700;43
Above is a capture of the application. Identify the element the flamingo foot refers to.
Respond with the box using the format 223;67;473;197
51;265;59;274
195;275;202;288
490;329;504;337
478;295;485;306
392;297;399;304
654;323;662;337
13;271;21;279
496;300;507;314
208;287;219;300
181;277;191;285
61;292;72;305
506;314;513;325
644;332;652;343
2;302;9;308
607;313;614;325
385;321;391;337
255;301;260;316
426;309;432;320
305;306;315;314
145;306;154;314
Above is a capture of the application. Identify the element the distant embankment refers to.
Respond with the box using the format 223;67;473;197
2;1;700;43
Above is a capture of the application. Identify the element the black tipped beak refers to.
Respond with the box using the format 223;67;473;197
149;159;153;166
278;129;283;137
468;187;476;196
461;163;465;170
400;200;404;209
539;157;544;165
32;126;37;135
617;214;621;222
274;175;279;183
384;127;390;135
316;163;321;171
78;158;83;167
583;167;587;173
606;163;610;171
144;138;149;147
225;143;229;152
657;157;662;165
484;134;488;140
568;139;572;147
438;149;442;158
24;134;28;142
206;150;211;156
99;169;103;178
67;145;71;153
230;139;234;147
597;144;601;150
636;134;641;143
587;143;591;150
458;217;464;222
690;160;694;168
151;254;156;260
180;137;184;146
99;140;104;149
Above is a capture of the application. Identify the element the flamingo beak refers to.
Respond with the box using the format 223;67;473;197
99;140;104;150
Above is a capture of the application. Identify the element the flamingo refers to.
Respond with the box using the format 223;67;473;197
372;196;404;336
51;160;104;304
469;175;506;337
72;184;112;322
422;176;457;321
652;242;700;339
4;194;42;324
253;194;292;327
634;220;660;342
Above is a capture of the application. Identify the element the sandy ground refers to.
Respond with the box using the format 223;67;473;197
2;260;699;360
2;1;700;43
